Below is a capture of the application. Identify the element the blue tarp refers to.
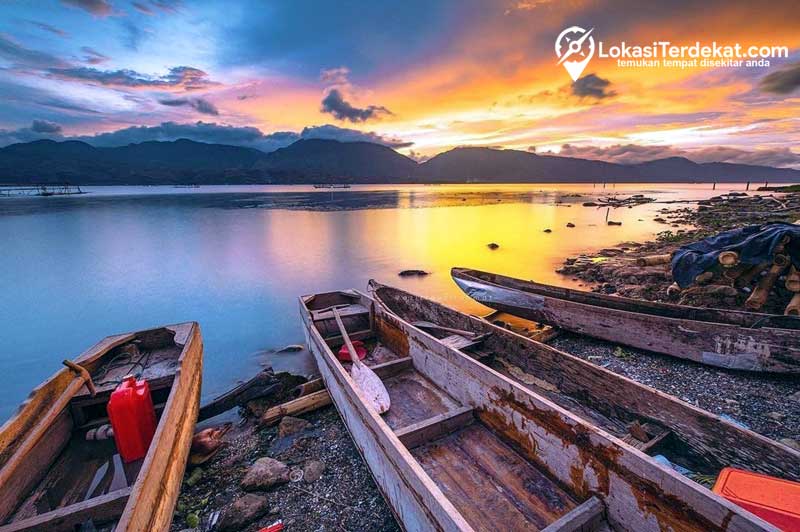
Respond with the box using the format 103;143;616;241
671;222;800;288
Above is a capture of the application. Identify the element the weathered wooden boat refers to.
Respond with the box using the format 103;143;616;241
452;267;800;373
301;289;782;531
0;323;203;532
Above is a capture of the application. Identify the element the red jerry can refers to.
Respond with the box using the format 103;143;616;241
107;376;157;463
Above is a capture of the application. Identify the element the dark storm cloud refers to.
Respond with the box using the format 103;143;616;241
320;89;391;123
760;62;800;95
571;74;616;99
47;66;217;90
28;21;69;38
31;119;63;134
61;0;114;17
158;97;219;115
300;125;412;148
0;120;66;145
0;120;415;152
81;46;110;65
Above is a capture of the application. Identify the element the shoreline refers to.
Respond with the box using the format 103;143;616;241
170;191;800;531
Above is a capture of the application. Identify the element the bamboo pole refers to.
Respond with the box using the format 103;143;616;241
718;251;739;268
786;293;800;316
745;262;787;310
291;378;324;399
786;266;800;292
636;254;671;267
735;262;770;288
260;390;331;426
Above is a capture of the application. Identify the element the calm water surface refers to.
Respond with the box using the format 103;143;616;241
0;183;750;421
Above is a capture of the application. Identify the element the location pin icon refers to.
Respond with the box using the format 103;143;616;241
555;26;595;82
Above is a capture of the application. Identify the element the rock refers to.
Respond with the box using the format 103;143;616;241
278;416;311;437
582;202;598;206
607;220;622;226
789;391;800;402
219;494;270;531
487;242;499;249
398;269;429;277
277;344;304;353
566;222;575;228
303;460;326;483
241;457;290;491
543;228;552;233
780;438;800;451
766;411;785;421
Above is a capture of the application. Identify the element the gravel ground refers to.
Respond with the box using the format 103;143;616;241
550;333;800;446
171;407;400;532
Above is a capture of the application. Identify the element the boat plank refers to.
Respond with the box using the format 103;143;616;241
396;406;474;449
0;488;130;532
380;369;462;431
413;423;577;531
541;496;605;532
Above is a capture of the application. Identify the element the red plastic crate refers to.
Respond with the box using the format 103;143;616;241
713;467;800;531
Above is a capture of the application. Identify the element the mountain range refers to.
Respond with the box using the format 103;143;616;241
0;138;798;185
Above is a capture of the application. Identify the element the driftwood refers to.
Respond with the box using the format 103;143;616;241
260;390;331;426
292;378;325;399
198;369;281;421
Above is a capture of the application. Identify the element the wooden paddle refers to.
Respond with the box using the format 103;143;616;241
333;308;390;414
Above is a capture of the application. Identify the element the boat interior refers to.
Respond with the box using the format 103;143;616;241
455;268;800;330
371;282;800;486
304;291;612;532
0;326;185;532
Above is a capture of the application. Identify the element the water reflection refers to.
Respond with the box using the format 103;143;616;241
0;183;751;421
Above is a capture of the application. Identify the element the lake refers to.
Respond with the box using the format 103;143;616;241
0;183;747;421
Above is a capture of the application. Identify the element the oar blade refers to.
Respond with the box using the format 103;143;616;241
351;363;391;414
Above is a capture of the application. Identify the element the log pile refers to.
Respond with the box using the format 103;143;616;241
646;228;799;315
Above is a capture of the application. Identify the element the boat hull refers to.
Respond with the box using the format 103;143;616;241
452;268;800;373
0;322;203;532
301;289;778;532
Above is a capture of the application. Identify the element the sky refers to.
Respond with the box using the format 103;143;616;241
0;0;799;167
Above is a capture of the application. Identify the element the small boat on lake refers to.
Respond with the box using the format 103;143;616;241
0;322;203;532
452;267;800;373
300;287;782;531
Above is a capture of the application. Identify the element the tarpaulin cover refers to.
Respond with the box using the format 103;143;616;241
671;222;800;288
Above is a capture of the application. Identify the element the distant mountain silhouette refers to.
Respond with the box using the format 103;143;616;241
0;139;797;185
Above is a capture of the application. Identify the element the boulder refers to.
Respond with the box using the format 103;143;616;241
219;494;270;531
303;460;326;483
278;416;311;438
241;457;290;491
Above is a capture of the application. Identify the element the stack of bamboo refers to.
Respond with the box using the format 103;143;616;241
651;232;799;315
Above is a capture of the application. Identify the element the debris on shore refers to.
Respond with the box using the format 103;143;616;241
172;394;399;531
559;192;800;314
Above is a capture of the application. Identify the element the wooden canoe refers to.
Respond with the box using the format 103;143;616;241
300;289;780;531
452;267;800;373
0;322;203;532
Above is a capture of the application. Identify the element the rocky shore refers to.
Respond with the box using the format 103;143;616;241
172;190;800;531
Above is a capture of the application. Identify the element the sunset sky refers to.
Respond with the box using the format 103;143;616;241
0;0;799;166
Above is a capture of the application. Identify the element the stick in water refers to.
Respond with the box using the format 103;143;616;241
333;308;391;414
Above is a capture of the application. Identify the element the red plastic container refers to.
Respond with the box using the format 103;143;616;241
107;376;157;463
713;467;800;531
337;340;367;362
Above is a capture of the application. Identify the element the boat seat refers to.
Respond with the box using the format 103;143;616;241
311;303;369;322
